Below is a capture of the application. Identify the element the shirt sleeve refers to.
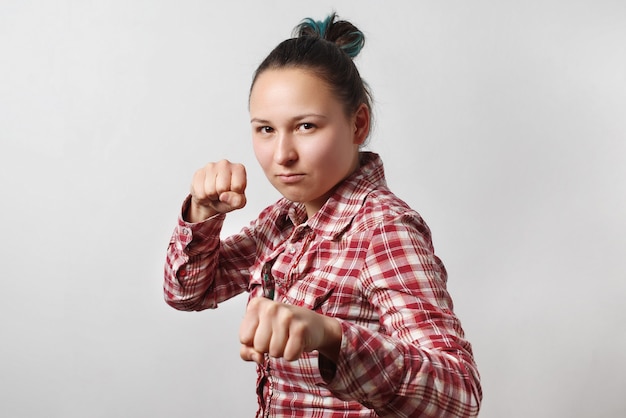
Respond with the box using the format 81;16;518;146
163;196;255;311
320;213;482;418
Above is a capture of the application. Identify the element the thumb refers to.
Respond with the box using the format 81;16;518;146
219;191;247;210
240;344;264;364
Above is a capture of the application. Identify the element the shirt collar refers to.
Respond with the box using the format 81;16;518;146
278;152;387;240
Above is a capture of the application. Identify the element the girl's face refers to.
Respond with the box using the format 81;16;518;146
249;68;369;218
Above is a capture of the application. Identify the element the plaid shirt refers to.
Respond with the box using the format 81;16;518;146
164;152;482;417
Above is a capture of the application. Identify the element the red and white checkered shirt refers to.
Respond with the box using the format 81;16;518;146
164;152;482;417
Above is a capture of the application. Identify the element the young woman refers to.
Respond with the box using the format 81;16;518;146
164;13;482;418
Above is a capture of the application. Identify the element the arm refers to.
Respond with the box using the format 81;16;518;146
163;197;254;311
323;214;482;418
163;160;252;311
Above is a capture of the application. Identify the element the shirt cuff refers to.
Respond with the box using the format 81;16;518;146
172;195;226;256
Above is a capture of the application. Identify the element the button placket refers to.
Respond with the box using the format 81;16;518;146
284;230;314;290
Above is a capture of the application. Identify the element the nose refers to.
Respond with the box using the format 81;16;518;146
274;132;298;166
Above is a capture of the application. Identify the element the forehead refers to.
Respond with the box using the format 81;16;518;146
249;68;341;114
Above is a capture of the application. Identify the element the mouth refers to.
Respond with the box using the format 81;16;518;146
276;173;305;184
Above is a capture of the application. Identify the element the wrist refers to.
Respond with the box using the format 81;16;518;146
318;317;342;363
184;199;218;223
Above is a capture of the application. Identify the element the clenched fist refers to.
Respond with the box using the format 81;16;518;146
239;297;342;364
187;160;247;222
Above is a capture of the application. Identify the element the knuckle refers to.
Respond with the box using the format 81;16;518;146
191;169;205;186
278;308;294;324
202;162;216;175
290;321;306;340
262;303;279;319
247;297;263;312
216;159;231;169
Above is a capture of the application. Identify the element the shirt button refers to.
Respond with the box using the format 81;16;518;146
288;246;296;254
182;227;191;236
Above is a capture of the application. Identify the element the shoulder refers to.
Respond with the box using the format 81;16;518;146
354;187;431;236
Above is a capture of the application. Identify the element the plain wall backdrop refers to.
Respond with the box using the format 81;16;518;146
1;1;625;417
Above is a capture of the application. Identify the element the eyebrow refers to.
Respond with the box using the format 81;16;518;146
250;114;328;124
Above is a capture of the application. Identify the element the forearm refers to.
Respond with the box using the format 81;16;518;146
323;321;481;418
164;195;260;310
163;213;224;311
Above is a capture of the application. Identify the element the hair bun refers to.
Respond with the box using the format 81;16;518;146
295;13;365;58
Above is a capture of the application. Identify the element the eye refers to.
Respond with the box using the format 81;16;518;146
257;126;274;134
298;122;316;131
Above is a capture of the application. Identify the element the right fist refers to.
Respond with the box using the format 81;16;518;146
188;159;247;222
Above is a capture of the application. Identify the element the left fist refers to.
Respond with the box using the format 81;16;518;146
239;297;342;364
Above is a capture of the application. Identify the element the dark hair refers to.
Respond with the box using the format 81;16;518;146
250;13;373;129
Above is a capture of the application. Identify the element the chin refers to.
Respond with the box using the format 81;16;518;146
278;190;308;204
281;194;306;203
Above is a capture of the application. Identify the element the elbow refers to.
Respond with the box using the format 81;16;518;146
428;355;483;418
468;370;483;418
163;288;192;311
456;363;482;418
163;285;214;312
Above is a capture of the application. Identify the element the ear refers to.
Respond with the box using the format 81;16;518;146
352;103;370;145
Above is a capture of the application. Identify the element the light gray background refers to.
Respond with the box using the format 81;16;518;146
1;1;625;417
